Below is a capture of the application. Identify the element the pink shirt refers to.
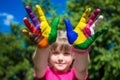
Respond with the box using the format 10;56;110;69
35;66;88;80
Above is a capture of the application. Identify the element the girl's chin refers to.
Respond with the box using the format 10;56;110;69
53;65;69;73
56;68;66;71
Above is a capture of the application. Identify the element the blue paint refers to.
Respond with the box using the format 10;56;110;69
64;19;78;44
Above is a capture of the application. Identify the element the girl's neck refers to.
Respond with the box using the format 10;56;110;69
51;67;70;75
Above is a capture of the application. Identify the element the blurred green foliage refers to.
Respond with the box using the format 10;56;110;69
0;0;120;80
0;24;35;80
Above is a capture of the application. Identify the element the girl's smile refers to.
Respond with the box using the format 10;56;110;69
50;51;73;72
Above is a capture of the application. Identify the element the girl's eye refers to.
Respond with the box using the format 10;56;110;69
53;52;59;55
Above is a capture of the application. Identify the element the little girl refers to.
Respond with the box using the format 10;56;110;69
22;5;92;80
23;4;108;80
32;30;90;80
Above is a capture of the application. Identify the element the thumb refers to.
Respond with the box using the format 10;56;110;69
64;19;73;32
64;19;78;44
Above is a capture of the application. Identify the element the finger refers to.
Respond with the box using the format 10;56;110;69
91;15;104;30
22;29;38;41
23;17;41;36
22;29;42;43
84;14;103;37
48;17;60;44
90;15;104;35
64;19;73;31
87;8;101;27
80;8;91;24
25;6;40;31
83;27;91;38
64;19;78;44
36;5;46;22
51;17;60;30
22;29;32;38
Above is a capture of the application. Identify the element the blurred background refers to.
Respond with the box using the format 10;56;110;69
0;0;120;80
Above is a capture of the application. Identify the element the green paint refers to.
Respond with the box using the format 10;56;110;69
48;17;60;44
74;27;108;49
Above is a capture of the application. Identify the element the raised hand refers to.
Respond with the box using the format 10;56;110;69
22;5;60;48
64;8;108;50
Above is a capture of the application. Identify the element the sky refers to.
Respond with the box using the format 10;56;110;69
0;0;67;33
0;0;26;33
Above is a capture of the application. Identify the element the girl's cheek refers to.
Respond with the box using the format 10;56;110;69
50;55;57;61
68;57;73;64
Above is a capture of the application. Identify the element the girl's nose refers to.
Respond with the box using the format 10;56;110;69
58;54;64;62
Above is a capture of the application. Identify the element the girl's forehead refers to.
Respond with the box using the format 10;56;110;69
57;43;71;50
52;45;72;54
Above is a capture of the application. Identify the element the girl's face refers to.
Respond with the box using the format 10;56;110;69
49;44;73;73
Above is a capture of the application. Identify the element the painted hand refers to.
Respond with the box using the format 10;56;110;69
22;5;60;48
64;8;108;50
